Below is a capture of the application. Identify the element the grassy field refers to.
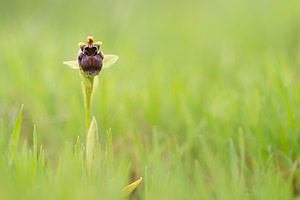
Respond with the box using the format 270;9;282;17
1;0;300;199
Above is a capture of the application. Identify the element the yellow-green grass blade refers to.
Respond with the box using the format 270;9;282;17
8;104;24;166
122;177;143;197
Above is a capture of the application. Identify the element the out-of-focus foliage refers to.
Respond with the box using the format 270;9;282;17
0;0;300;199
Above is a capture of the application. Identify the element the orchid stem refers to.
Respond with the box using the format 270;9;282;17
86;91;91;134
82;74;95;135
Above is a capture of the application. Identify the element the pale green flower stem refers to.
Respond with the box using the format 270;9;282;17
84;81;92;134
80;71;95;135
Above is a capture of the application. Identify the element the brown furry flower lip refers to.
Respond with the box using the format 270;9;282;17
77;36;104;77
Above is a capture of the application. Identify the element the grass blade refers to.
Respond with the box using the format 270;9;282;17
33;125;37;162
122;177;143;197
107;128;113;162
8;104;24;165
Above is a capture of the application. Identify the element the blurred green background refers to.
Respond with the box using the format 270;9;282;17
1;0;300;199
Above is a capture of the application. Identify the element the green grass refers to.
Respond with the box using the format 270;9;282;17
1;0;300;199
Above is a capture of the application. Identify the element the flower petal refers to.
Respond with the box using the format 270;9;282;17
103;55;119;69
63;54;118;70
63;61;80;69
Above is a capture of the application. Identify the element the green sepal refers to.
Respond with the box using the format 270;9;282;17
103;55;119;69
63;61;80;69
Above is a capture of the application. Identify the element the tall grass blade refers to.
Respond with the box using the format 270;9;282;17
33;125;37;163
107;128;113;162
8;104;24;165
38;144;45;170
75;136;80;157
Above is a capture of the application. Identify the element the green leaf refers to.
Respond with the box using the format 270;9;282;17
122;177;143;197
8;104;24;165
63;61;79;69
103;54;119;69
86;116;98;175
